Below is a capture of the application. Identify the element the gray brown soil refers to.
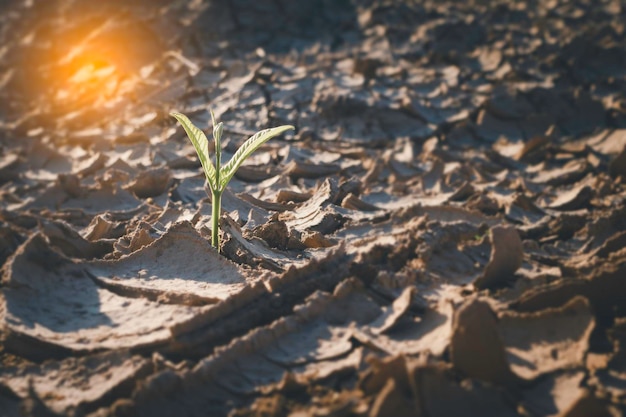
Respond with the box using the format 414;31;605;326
1;0;626;416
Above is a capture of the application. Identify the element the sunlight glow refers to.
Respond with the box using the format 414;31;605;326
68;63;116;84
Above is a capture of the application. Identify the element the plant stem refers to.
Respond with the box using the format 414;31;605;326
211;190;222;250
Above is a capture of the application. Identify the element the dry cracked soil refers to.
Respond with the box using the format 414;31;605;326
1;0;626;416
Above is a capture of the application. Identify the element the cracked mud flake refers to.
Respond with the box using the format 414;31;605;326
1;233;206;356
504;194;547;225
220;215;299;271
86;221;249;304
125;166;172;198
361;356;518;417
283;281;452;376
214;354;285;395
512;255;626;319
149;201;196;233
590;332;626;407
111;221;158;257
312;89;434;144
81;214;126;241
450;298;516;386
40;219;113;260
359;355;416;417
451;296;595;383
0;350;150;415
532;159;590;187
280;178;346;235
20;142;75;181
544;183;594;211
403;93;471;126
588;129;626;155
366;286;416;335
216;188;274;226
474;109;525;144
354;298;454;357
558;391;623;417
319;279;384;326
0;153;20;182
522;370;587;417
414;222;490;286
170;175;207;206
609;145;626;179
262;322;353;367
474;225;523;290
0;223;24;268
292;346;364;383
284;159;341;180
60;183;145;215
411;363;519;417
6;179;68;212
498;297;595;381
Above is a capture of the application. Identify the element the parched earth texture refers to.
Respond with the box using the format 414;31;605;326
1;0;626;416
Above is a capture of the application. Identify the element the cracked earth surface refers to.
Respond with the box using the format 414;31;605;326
1;0;626;416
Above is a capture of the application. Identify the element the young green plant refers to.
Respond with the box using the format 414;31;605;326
170;111;294;250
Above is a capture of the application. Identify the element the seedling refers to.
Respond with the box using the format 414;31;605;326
170;111;294;250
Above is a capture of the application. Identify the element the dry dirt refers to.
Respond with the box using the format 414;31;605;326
1;0;626;416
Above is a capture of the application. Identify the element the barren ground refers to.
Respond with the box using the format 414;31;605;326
1;0;626;416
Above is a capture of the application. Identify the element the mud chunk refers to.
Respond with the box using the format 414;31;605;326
547;184;594;211
450;298;516;386
285;160;340;179
0;153;19;184
0;223;24;268
411;363;518;417
251;221;289;249
57;173;83;198
126;167;172;198
221;215;291;271
112;221;157;256
559;390;620;417
522;370;586;416
369;377;414;417
0;351;151;415
609;145;626;179
498;296;594;380
40;219;113;259
360;355;413;398
474;225;523;290
82;214;126;241
363;355;518;417
341;193;381;211
301;230;337;248
367;286;416;335
512;255;626;319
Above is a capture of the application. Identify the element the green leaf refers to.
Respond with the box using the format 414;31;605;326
210;110;222;163
170;112;217;190
219;125;294;189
